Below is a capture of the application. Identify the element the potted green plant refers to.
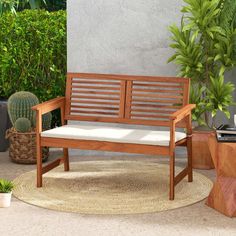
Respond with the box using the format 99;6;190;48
0;179;14;207
168;0;236;169
6;91;52;164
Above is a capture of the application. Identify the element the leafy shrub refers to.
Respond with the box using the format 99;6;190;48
46;0;66;11
168;0;236;128
0;10;66;125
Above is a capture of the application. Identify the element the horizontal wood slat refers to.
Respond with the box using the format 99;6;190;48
131;108;175;114
132;98;183;104
72;85;120;90
131;103;181;109
70;110;118;116
72;90;120;96
71;105;119;110
132;93;183;99
131;113;170;119
68;72;189;83
133;83;183;89
71;95;119;100
133;88;184;94
72;80;120;86
71;99;119;105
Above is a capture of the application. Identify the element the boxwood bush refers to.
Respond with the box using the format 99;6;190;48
0;10;66;101
0;10;66;126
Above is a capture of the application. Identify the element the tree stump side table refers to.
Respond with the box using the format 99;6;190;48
206;134;236;217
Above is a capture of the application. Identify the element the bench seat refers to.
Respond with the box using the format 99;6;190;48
41;124;186;146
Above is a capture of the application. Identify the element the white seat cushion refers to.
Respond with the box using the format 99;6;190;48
41;124;186;146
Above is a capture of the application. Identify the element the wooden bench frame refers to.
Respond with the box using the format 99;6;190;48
32;73;195;200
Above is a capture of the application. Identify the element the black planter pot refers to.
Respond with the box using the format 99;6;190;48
0;100;12;152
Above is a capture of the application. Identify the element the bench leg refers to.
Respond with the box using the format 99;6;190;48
187;137;193;182
63;148;70;171
36;145;43;187
169;152;175;200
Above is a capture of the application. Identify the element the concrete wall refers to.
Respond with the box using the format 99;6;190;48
67;0;236;125
67;0;182;75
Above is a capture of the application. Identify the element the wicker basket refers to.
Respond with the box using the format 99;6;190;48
6;128;49;164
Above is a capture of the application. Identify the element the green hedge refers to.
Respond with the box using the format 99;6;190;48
0;10;66;102
46;0;66;11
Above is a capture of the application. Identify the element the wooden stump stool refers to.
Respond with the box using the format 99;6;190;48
206;134;236;217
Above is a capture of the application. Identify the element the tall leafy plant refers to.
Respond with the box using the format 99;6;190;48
0;0;17;15
168;0;236;128
0;0;45;15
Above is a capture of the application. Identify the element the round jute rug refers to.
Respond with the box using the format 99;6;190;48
13;160;212;214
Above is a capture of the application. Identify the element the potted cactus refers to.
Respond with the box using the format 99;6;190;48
0;179;14;208
6;91;52;164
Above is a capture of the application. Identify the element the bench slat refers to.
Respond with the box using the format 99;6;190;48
71;105;119;110
71;95;119;100
133;88;184;94
132;93;183;99
70;99;119;105
72;90;120;96
131;108;176;114
72;85;120;90
70;110;118;116
72;80;120;86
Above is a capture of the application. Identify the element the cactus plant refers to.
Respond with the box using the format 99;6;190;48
14;118;31;133
42;112;52;130
7;91;39;127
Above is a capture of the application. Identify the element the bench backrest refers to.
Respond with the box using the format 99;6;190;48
65;73;190;127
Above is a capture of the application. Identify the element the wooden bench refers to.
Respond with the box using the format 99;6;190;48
32;73;195;200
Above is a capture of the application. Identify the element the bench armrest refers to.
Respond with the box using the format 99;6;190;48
32;97;65;115
169;104;195;150
170;104;196;123
32;97;65;133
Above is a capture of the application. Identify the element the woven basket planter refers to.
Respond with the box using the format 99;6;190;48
6;128;48;164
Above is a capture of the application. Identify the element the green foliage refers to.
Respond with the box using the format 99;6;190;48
0;0;65;15
190;85;206;125
0;179;14;193
14;117;31;132
18;0;46;10
168;21;203;82
168;0;236;128
8;91;39;127
218;0;236;60
46;0;66;11
218;0;236;32
0;10;66;126
0;0;45;15
206;76;235;119
0;0;17;15
42;112;52;130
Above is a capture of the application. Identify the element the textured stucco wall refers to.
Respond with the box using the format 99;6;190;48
67;0;236;125
67;0;182;75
